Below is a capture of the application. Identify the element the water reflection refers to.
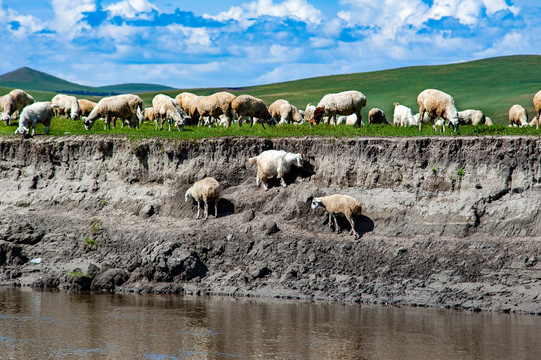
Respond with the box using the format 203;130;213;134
0;288;540;359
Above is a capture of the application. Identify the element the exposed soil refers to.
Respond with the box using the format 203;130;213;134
1;135;540;314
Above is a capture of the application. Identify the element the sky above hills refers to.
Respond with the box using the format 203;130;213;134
0;0;539;88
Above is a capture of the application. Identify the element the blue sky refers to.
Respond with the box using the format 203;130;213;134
0;0;539;88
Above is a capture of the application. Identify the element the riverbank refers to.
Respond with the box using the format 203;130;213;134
1;135;540;314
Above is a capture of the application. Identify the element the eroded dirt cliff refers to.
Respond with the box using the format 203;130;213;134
1;135;540;313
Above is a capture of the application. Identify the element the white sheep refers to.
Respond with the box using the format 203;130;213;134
508;104;529;127
143;107;157;123
152;94;187;131
533;90;541;130
393;102;416;126
310;90;366;126
311;194;363;240
417;89;459;132
232;95;275;128
185;177;221;219
194;92;236;127
248;149;302;191
175;92;198;114
368;108;389;125
458;109;486;125
9;89;34;113
336;114;358;125
269;99;303;125
14;102;57;136
51;94;81;120
0;93;18;125
78;99;96;117
304;104;315;123
84;94;144;130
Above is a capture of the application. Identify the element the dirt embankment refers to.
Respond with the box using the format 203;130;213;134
1;135;540;314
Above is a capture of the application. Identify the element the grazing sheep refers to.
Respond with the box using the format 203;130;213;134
175;92;198;114
232;94;275;128
393;102;416;126
368;108;389;124
143;107;157;123
152;94;187;131
185;177;221;219
14;101;57;136
417;89;459;132
194;92;236;127
485;116;493;126
458;109;486;125
304;103;316;123
248;149;302;190
9;89;34;113
84;94;144;130
51;94;81;120
508;104;529;127
311;90;366;126
533;90;541;130
336;114;358;125
311;194;363;240
78;99;97;117
0;93;17;125
269;99;303;125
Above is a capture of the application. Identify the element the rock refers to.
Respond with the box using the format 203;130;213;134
261;220;279;235
91;268;129;291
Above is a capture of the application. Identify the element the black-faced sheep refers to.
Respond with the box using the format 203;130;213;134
248;149;302;190
194;92;236;127
508;104;528;127
152;94;187;131
0;93;18;125
269;99;303;125
232;95;275;128
311;194;363;240
533;90;541;130
368;107;389;124
14;102;57;136
185;177;221;219
417;89;459;132
84;94;144;130
78;99;96;117
310;90;366;126
51;94;81;120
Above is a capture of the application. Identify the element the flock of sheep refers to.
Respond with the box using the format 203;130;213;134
1;87;541;136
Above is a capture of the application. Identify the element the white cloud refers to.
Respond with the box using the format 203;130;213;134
105;0;157;19
50;0;95;39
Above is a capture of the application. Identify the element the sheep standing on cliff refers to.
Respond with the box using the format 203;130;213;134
311;194;363;240
152;94;187;131
232;95;275;128
310;90;366;126
0;93;17;125
269;99;304;125
368;108;389;125
194;92;236;127
51;94;81;120
533;90;541;130
84;94;144;130
185;177;221;219
393;102;416;126
417;89;459;132
508;104;529;127
9;89;34;113
248;150;302;190
78;99;96;117
14;101;57;136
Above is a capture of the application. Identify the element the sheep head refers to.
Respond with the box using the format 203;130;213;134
311;198;323;210
2;113;10;125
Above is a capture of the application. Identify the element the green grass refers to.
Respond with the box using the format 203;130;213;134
1;116;539;139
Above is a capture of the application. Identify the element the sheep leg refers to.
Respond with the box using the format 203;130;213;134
256;173;260;187
348;216;358;239
327;213;333;229
332;115;337;127
204;198;209;219
214;199;219;218
196;199;202;219
355;111;362;127
333;214;341;233
238;115;243;127
418;111;424;132
279;177;287;188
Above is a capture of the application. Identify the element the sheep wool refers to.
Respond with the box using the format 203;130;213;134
78;99;97;117
185;177;221;219
508;104;528;127
312;90;366;126
533;90;541;130
15;101;57;136
232;94;274;128
152;94;186;131
9;89;34;112
417;89;459;132
311;194;363;239
0;93;17;125
269;99;303;125
51;94;81;120
84;94;144;130
248;149;302;191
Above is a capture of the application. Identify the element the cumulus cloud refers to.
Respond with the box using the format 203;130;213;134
50;0;95;39
105;0;157;19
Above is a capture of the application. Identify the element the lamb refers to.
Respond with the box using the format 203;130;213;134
508;104;529;127
368;108;389;124
194;92;236;127
311;194;363;240
417;89;459;132
83;94;144;130
152;94;187;131
533;90;541;130
310;90;366;126
185;177;221;219
9;89;34;113
458;109;486;125
232;94;275;128
51;94;80;120
248;149;303;191
0;93;18;125
14;101;57;136
269;99;303;125
393;102;416;126
78;99;97;117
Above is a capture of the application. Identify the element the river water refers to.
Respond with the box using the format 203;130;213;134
0;288;540;359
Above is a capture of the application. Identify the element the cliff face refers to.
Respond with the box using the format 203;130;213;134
1;135;540;313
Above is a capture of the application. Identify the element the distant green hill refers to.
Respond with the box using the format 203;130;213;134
0;67;173;96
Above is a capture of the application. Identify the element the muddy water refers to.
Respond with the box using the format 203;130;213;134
0;288;540;359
